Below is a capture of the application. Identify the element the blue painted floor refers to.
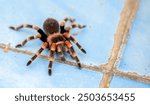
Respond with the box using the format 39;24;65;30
118;0;150;76
0;0;124;88
110;76;150;88
0;0;149;88
0;50;102;88
0;0;124;65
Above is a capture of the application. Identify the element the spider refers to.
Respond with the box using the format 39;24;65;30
9;17;86;76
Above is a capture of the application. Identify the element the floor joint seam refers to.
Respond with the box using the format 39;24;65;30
0;42;150;85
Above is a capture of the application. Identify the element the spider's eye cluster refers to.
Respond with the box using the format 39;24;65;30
43;18;59;35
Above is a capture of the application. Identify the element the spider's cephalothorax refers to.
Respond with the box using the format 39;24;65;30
9;17;86;76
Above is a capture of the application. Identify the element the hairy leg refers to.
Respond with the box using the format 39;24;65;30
60;17;75;33
65;40;81;68
48;43;56;76
26;42;48;66
63;33;86;53
15;34;41;48
56;44;66;61
9;24;47;42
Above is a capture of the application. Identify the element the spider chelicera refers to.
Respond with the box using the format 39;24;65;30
9;17;86;76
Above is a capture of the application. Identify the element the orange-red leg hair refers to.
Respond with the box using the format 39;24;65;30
63;33;86;54
65;23;86;31
15;34;41;48
57;44;66;61
60;17;75;33
60;17;75;27
9;24;47;42
9;24;40;31
64;45;74;59
65;41;81;68
48;43;56;76
26;42;48;66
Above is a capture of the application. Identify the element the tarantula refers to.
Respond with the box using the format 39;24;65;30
9;17;86;75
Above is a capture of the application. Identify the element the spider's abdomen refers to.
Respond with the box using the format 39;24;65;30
43;18;59;35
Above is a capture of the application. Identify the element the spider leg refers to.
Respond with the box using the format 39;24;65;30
65;41;81;68
64;17;75;23
9;24;47;42
65;23;86;32
60;17;75;27
26;42;48;66
48;43;56;76
15;34;41;48
56;44;66;61
63;33;86;54
9;24;40;31
64;45;74;59
60;17;75;33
